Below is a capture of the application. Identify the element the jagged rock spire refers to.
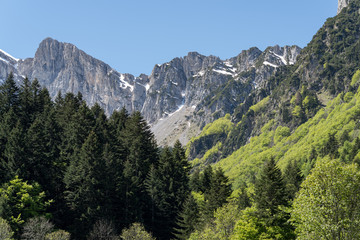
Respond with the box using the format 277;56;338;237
338;0;350;14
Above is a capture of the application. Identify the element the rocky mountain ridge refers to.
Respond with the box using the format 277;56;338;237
338;0;351;14
0;38;301;145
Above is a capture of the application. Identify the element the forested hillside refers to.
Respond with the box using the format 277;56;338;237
2;1;360;240
182;1;360;239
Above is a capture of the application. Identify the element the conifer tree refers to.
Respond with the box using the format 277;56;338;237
174;194;199;240
0;73;20;116
254;158;288;217
203;167;232;219
121;112;158;228
254;158;294;238
2;121;26;181
25;108;61;194
0;108;18;181
19;77;35;128
189;168;201;192
200;165;213;193
145;143;190;240
64;131;105;239
283;160;303;200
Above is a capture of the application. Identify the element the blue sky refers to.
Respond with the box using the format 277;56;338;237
2;0;337;76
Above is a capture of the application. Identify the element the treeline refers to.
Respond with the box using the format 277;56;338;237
0;73;231;240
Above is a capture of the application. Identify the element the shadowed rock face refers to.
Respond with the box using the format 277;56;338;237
0;38;301;145
338;0;351;14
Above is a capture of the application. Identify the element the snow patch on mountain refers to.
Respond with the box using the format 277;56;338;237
0;49;19;62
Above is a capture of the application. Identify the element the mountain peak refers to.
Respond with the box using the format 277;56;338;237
338;0;351;14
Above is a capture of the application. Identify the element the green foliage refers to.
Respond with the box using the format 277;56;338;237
0;218;13;240
196;114;233;141
254;158;288;216
203;167;232;217
214;88;360;190
0;176;52;235
292;158;360;239
186;114;234;162
249;96;269;113
351;69;360;87
120;223;155;240
174;194;200;240
230;207;263;240
283;160;303;200
202;142;222;162
274;126;290;144
145;142;190;239
46;230;71;240
189;201;240;240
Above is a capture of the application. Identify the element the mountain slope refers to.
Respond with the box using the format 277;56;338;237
188;0;360;188
0;40;300;146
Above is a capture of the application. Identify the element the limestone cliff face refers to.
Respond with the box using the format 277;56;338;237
16;38;146;115
338;0;350;14
0;38;301;145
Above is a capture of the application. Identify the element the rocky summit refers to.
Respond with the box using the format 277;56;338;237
0;38;301;145
338;0;351;14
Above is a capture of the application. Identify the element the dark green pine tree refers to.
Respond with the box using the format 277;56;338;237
0;73;20;116
189;168;202;192
203;167;232;219
323;132;339;159
144;164;164;235
350;137;360;163
121;112;159;226
122;158;144;226
25;107;61;193
101;143;125;223
123;111;158;179
59;101;95;166
1;121;26;181
236;185;251;210
254;158;294;239
144;147;173;239
0;108;18;176
109;107;129;135
104;108;129;229
145;143;190;240
199;165;213;194
173;194;200;240
254;158;288;218
64;131;105;239
171;140;191;214
283;160;303;200
19;77;35;128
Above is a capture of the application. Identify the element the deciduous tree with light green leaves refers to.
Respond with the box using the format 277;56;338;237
292;157;360;240
0;176;52;237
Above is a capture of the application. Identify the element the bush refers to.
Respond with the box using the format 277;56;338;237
88;219;119;240
0;218;13;240
46;230;70;240
120;223;155;240
21;216;54;240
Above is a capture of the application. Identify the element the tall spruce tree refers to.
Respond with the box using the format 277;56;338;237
174;194;199;240
254;158;294;239
203;167;232;219
254;158;288;217
145;143;190;240
121;112;158;227
64;131;105;239
2;121;26;181
283;160;303;200
19;77;35;128
0;73;20;116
